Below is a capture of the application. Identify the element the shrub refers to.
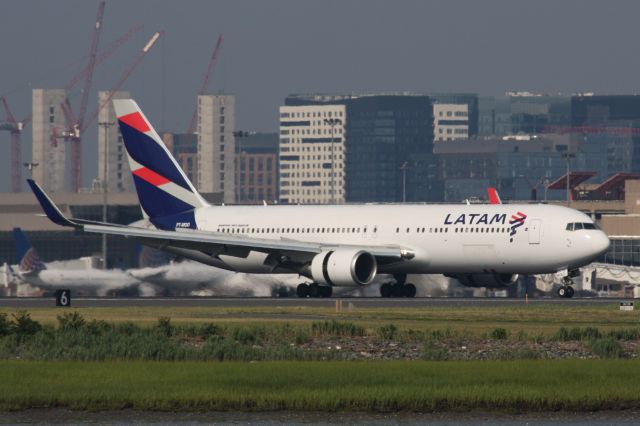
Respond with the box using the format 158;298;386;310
156;317;173;337
422;341;448;360
57;312;86;332
553;327;603;342
589;338;624;358
490;328;508;340
311;320;365;338
607;328;640;341
0;313;10;337
11;311;41;338
378;324;398;341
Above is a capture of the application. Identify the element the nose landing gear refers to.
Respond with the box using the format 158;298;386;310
557;270;579;298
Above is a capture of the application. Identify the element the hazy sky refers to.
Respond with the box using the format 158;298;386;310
2;0;640;191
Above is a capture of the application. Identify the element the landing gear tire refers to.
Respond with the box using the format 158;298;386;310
557;286;567;298
391;283;405;298
557;285;575;298
308;283;320;298
319;285;332;298
403;283;417;298
296;283;309;298
566;286;574;298
380;283;393;298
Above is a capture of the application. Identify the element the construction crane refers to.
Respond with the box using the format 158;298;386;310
49;23;143;150
54;0;106;192
0;97;31;192
54;31;163;158
187;34;224;135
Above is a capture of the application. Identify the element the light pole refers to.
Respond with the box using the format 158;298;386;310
400;161;409;203
98;121;114;269
23;162;39;176
562;152;575;207
323;118;342;204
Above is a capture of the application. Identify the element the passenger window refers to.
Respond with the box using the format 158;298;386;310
374;227;377;233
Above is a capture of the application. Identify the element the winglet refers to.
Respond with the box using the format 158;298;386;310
27;179;77;227
487;187;502;205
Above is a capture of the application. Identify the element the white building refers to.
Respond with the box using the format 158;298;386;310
31;89;67;192
278;104;346;204
197;95;235;203
434;103;469;142
97;90;132;192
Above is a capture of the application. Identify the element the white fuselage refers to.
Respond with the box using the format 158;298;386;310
189;203;610;276
16;268;139;296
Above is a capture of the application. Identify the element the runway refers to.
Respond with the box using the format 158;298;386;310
0;297;632;309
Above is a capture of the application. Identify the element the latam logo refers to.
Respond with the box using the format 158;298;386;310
509;211;527;242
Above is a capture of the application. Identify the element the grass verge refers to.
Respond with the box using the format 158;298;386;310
0;360;639;412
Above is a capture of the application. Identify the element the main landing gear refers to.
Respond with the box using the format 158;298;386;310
379;274;416;298
557;270;579;298
297;283;332;298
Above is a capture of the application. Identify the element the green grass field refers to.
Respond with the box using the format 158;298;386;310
0;305;637;412
0;360;639;412
1;303;637;336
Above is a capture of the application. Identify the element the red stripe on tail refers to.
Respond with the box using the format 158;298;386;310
118;112;150;133
133;167;170;186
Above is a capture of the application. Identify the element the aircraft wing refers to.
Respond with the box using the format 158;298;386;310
28;179;409;264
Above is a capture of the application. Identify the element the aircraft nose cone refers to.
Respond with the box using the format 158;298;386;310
592;231;610;257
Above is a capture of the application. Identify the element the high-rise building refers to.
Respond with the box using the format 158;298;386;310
278;104;346;204
433;103;469;142
197;95;235;204
282;94;435;203
430;93;479;137
97;91;132;192
235;132;279;204
162;133;198;185
31;89;67;192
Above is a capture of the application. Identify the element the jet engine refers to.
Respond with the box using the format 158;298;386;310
310;249;377;287
451;273;519;288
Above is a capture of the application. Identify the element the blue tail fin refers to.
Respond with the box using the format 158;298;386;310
112;99;209;230
13;228;46;273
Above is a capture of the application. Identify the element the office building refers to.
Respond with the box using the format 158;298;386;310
430;93;479;137
197;95;236;204
433;103;469;142
278;104;346;204
97;90;132;192
235;132;278;204
283;94;435;203
31;89;67;192
162;133;198;185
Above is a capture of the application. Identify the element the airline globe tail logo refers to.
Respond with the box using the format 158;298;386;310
509;211;527;242
19;248;45;273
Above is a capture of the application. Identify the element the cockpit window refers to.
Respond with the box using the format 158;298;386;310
566;222;597;231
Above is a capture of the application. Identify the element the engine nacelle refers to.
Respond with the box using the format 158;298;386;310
452;273;519;288
310;249;377;287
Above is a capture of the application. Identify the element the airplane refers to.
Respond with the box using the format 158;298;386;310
11;228;139;296
26;99;610;299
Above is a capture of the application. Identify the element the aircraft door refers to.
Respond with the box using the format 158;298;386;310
528;219;541;244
